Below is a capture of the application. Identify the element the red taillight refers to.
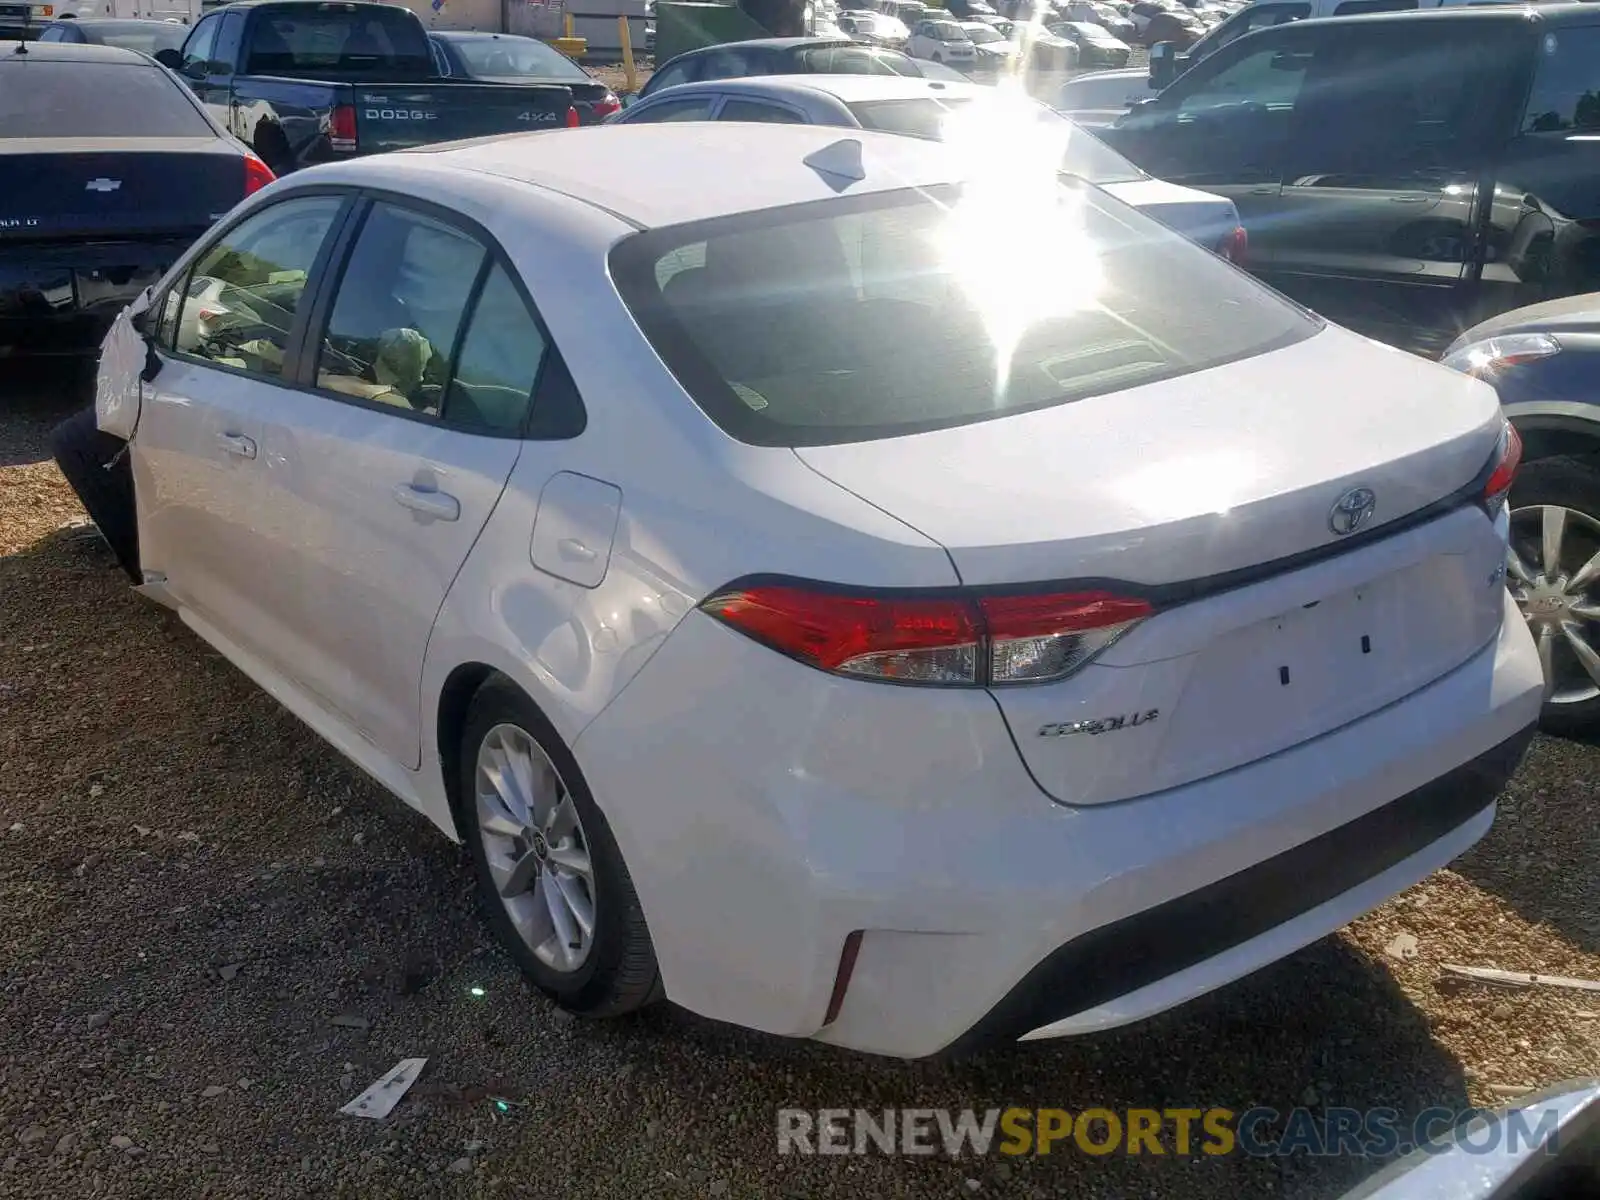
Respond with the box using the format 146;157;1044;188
565;105;580;128
592;92;621;119
329;105;358;152
699;583;1152;686
1219;224;1248;266
242;154;275;196
1484;421;1523;513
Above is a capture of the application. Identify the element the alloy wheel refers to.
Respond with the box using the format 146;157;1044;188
473;723;597;973
1508;503;1600;706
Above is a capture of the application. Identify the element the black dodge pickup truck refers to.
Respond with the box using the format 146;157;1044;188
154;0;577;175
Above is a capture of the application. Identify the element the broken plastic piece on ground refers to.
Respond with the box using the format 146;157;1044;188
339;1057;428;1120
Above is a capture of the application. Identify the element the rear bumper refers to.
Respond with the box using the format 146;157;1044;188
951;724;1531;1053
0;238;192;356
576;592;1542;1059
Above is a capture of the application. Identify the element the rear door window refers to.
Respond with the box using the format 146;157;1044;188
1286;22;1512;175
312;202;486;416
627;96;717;122
1521;24;1600;133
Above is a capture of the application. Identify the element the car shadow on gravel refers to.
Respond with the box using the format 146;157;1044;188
1452;733;1600;955
561;934;1472;1200
0;360;92;467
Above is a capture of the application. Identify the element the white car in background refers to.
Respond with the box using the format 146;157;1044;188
959;19;1021;69
907;17;976;62
837;9;911;46
1055;67;1161;128
616;75;1248;258
62;123;1541;1060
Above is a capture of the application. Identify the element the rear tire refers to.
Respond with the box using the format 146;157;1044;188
50;406;140;582
457;677;662;1017
1506;454;1600;735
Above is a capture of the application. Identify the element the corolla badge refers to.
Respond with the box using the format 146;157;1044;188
1328;486;1377;537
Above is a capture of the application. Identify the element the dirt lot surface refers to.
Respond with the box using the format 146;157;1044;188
2;364;1598;1199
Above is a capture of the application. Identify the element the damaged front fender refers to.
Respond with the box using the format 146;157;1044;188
94;287;156;442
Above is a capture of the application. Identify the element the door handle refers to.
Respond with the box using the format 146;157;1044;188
1249;186;1277;195
217;433;257;460
1388;196;1430;204
392;483;460;522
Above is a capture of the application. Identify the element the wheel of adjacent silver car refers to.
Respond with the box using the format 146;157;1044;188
458;677;662;1016
1506;455;1600;734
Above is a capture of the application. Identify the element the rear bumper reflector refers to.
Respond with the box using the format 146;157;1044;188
822;930;864;1027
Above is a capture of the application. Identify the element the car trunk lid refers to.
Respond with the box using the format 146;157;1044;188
795;325;1511;804
0;138;244;241
1101;176;1239;253
470;76;616;123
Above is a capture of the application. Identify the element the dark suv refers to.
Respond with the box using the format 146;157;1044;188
1099;6;1600;354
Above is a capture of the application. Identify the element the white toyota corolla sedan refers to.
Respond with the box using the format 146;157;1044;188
61;123;1543;1059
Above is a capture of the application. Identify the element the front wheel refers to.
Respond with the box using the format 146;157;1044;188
458;677;662;1016
1506;455;1600;734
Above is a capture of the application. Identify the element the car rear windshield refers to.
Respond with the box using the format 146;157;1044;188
448;34;588;80
845;97;1147;183
89;21;188;55
611;182;1317;447
245;6;432;75
0;61;213;137
795;44;922;74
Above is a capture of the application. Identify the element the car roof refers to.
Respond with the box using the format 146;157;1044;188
430;29;534;39
54;16;179;24
676;35;858;52
653;72;990;104
1292;0;1598;29
398;123;965;229
0;39;154;63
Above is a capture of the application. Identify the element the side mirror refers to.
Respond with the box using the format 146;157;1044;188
620;93;638;109
1147;39;1177;89
153;47;183;70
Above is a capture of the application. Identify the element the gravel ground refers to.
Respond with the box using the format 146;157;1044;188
2;364;1599;1200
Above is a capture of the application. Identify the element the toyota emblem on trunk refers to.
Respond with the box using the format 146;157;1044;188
1329;487;1377;536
